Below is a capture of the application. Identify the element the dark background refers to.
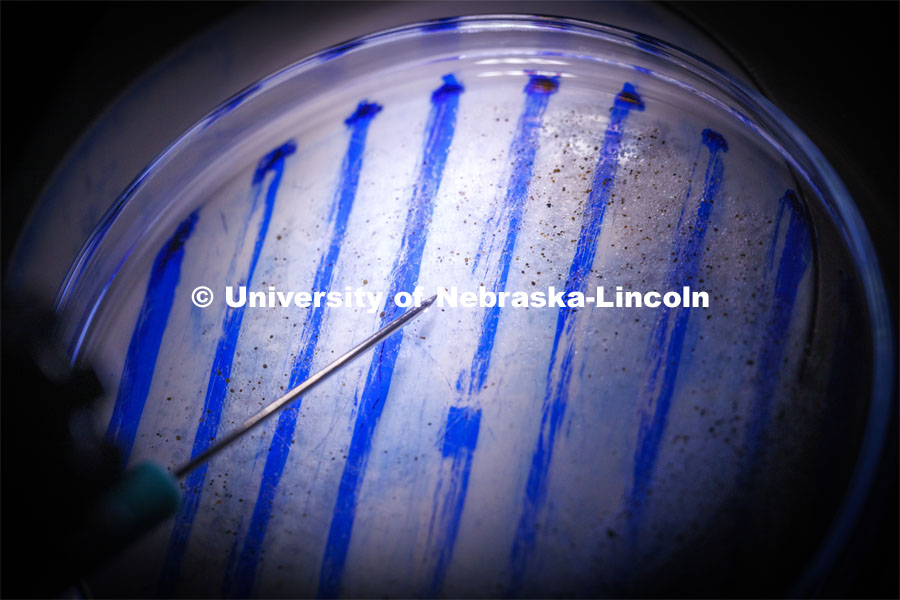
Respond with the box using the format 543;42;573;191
1;1;896;598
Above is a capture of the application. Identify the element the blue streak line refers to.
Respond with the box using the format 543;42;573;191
468;75;559;393
424;406;482;596
317;74;464;599
157;141;296;597
425;75;558;596
105;211;199;465
508;84;645;592
225;102;382;598
723;190;812;580
626;129;728;538
746;189;811;458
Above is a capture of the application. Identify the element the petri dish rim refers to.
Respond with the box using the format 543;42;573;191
51;14;894;595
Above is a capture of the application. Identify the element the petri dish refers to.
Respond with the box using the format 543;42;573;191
46;15;891;598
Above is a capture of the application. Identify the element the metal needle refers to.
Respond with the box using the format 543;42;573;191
174;295;437;478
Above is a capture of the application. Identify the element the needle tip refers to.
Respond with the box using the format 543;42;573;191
421;294;437;309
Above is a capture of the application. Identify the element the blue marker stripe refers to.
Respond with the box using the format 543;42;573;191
226;102;382;598
627;129;728;536
317;74;464;599
158;141;296;597
106;211;199;465
468;75;559;392
724;190;811;571
423;406;482;597
424;75;558;595
508;84;645;592
746;190;811;456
